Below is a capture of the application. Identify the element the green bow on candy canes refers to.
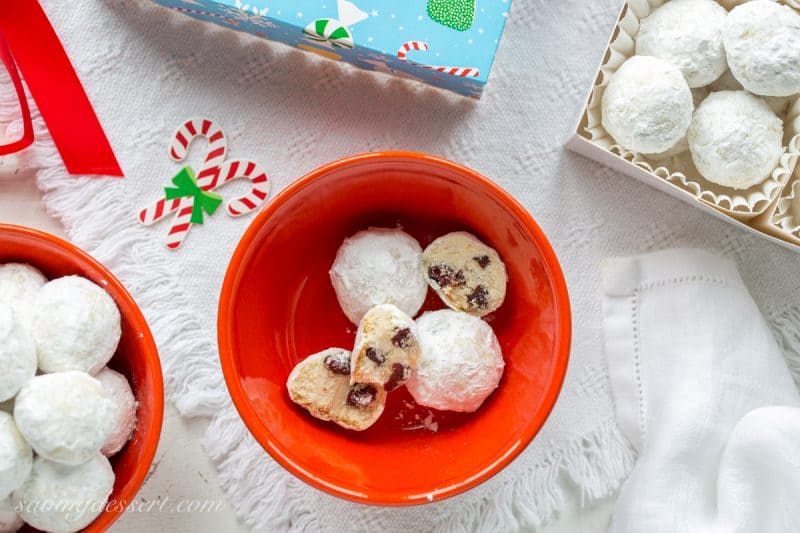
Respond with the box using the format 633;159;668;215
138;118;272;250
163;166;223;225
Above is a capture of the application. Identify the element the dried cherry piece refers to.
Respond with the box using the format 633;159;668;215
324;352;350;375
384;363;410;391
467;285;490;309
473;255;491;269
391;327;414;349
428;264;466;287
346;384;377;408
366;347;385;365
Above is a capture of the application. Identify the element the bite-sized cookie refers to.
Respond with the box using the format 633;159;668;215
31;276;122;375
14;372;116;466
636;0;728;88
601;56;694;155
0;413;32;500
95;367;137;456
423;232;507;317
287;348;386;431
0;263;46;334
13;454;114;533
688;91;784;190
330;228;427;324
407;310;504;413
351;304;420;391
724;1;800;98
0;305;36;402
0;497;23;533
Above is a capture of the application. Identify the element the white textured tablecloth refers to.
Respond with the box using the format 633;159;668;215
5;0;800;530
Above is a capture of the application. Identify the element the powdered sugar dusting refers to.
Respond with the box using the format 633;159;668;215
329;228;427;324
407;310;504;413
601;56;693;155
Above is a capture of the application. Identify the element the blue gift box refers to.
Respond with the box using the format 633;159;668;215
150;0;511;98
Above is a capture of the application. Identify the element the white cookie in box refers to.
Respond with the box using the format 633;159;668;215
636;0;728;88
724;0;800;98
601;56;694;155
688;91;784;190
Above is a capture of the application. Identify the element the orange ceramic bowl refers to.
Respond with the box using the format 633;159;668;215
0;225;164;532
218;152;570;505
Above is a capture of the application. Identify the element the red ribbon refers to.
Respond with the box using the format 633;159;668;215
0;1;122;177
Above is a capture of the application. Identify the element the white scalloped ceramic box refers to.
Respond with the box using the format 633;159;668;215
567;0;800;252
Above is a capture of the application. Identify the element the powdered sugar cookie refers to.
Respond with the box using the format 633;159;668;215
288;348;386;431
0;306;36;402
0;413;32;500
601;56;694;154
14;372;116;466
724;1;800;98
688;91;784;189
31;276;121;375
636;0;728;88
330;228;427;324
0;263;46;333
13;454;114;533
94;367;137;456
351;304;420;391
407;310;504;413
423;231;507;317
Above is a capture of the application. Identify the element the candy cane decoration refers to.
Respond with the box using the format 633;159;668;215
138;118;271;249
397;41;480;78
214;159;270;216
139;119;226;226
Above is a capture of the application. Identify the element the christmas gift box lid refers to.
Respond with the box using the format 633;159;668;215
155;0;512;97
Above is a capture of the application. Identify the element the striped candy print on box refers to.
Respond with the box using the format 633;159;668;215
397;41;480;78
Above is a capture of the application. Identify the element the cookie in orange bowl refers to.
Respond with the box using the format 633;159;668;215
218;152;571;505
0;224;163;532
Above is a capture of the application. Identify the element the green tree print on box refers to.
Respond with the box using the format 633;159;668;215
427;0;476;31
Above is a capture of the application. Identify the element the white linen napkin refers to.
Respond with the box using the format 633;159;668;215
603;248;800;533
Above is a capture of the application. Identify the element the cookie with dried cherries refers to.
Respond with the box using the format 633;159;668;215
351;304;420;391
423;231;507;317
287;348;386;431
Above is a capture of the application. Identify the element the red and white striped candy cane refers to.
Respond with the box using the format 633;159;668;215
213;159;271;217
163;158;270;249
397;41;480;78
137;118;271;249
138;118;227;226
164;200;195;250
